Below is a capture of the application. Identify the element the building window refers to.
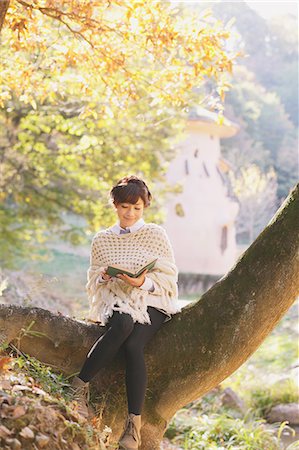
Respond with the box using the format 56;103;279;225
175;203;185;217
202;162;210;177
185;159;189;175
217;167;226;185
220;226;228;253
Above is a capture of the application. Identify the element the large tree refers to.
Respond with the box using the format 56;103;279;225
1;183;298;449
0;0;239;265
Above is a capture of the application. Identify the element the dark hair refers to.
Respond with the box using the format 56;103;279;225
110;175;152;207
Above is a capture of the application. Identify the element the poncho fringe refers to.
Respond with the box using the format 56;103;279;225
86;223;182;326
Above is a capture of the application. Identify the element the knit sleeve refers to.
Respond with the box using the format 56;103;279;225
145;227;178;299
85;234;107;301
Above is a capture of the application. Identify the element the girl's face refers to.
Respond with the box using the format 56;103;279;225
114;197;145;228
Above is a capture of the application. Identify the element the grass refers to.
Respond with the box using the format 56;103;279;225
220;300;298;397
180;413;296;449
21;248;201;316
166;396;298;450
165;299;299;449
27;249;89;278
21;249;89;315
249;379;298;418
2;341;74;402
0;342;116;449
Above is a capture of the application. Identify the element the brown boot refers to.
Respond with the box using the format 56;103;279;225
70;376;90;419
118;413;142;450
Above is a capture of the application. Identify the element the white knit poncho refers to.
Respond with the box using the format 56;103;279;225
86;223;182;325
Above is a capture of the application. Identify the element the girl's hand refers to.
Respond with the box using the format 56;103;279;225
100;268;112;281
116;270;148;288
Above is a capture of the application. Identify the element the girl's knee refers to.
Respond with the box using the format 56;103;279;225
123;335;144;355
112;313;134;337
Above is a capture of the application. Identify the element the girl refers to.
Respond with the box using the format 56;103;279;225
71;175;181;450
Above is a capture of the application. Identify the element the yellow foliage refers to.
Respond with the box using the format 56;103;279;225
0;0;239;108
231;165;277;198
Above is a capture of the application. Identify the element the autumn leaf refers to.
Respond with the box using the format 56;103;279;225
0;0;237;108
0;357;13;372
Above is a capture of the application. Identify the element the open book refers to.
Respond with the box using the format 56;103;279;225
106;258;158;278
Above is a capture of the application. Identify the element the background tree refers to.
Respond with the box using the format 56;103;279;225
219;65;297;203
211;1;298;127
213;2;297;202
183;1;297;210
0;97;186;267
229;164;278;243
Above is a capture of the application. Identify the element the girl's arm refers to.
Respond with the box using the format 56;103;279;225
86;236;108;296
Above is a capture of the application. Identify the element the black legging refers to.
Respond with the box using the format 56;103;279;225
78;306;167;415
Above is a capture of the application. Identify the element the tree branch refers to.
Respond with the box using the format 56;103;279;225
1;184;298;449
0;0;10;32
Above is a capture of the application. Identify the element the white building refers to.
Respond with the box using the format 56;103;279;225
163;107;240;276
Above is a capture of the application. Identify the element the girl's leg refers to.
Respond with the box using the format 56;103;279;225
122;307;167;415
78;310;134;382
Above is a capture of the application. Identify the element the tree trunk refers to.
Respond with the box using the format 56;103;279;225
0;184;298;449
0;0;9;32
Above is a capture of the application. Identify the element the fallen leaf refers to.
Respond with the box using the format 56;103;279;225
0;379;12;390
0;403;16;418
0;424;12;438
32;386;47;396
12;385;32;392
0;392;12;405
19;426;34;439
5;437;22;449
100;439;107;450
12;405;26;418
35;433;50;448
71;444;81;450
0;357;12;372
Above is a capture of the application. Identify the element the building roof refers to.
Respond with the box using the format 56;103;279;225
187;106;240;138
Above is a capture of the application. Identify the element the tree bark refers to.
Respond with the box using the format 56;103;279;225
0;184;298;449
0;0;9;32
